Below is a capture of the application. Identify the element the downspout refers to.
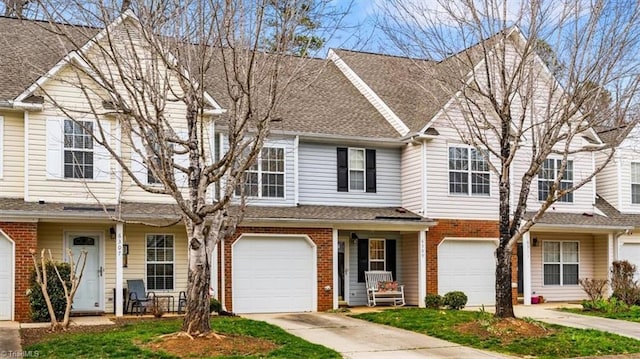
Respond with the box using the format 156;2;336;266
220;237;227;311
23;111;29;202
421;139;428;216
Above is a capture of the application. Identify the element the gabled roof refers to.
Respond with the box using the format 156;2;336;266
0;16;98;102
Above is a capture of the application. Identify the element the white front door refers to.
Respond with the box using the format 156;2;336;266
68;233;102;311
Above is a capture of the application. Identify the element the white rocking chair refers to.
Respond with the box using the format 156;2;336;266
364;270;405;307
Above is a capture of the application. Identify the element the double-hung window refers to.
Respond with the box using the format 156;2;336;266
538;159;573;202
63;120;94;179
543;241;579;285
146;234;174;290
337;147;376;193
236;147;285;198
632;163;640;204
369;239;385;270
349;148;365;191
448;146;490;195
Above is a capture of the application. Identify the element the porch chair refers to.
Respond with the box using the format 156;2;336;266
364;270;405;307
127;279;155;315
177;291;187;314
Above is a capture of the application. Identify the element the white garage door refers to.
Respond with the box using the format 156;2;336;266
232;236;315;313
438;239;497;306
0;233;13;320
621;243;640;280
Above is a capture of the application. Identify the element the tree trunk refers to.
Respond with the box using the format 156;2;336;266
182;221;213;335
495;243;514;318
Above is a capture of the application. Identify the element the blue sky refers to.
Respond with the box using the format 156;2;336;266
320;1;382;55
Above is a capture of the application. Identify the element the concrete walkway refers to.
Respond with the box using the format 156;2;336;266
0;321;21;357
514;303;640;340
245;312;512;358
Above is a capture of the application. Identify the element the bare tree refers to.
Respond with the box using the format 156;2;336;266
26;0;347;335
2;0;33;16
30;248;88;331
378;0;640;317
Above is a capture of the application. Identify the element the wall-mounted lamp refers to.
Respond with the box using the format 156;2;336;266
350;232;358;244
109;227;116;240
532;237;538;247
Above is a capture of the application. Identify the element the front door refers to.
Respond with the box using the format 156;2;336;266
67;233;102;312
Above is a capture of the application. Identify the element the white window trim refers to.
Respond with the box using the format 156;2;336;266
447;145;491;197
542;240;579;286
237;146;286;199
145;233;175;292
63;119;95;180
368;238;385;271
631;162;640;205
538;158;574;203
348;147;366;192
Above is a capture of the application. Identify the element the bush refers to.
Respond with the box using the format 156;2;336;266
28;261;71;322
578;278;608;303
424;294;443;309
210;298;222;313
443;291;468;310
610;260;640;306
582;297;627;313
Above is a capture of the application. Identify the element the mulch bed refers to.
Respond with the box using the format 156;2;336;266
456;317;553;343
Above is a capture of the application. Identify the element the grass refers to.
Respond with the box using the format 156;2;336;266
23;317;340;359
352;308;640;359
560;305;640;323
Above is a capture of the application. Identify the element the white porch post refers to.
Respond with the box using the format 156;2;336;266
418;230;427;308
523;232;532;305
607;233;615;297
115;223;124;316
332;229;339;310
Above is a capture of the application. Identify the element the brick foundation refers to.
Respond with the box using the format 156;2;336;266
0;222;38;322
427;219;519;305
222;227;333;312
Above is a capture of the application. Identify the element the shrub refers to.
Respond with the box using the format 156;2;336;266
610;260;640;306
582;297;627;313
578;278;608;303
443;291;468;310
28;261;71;322
210;298;222;313
149;298;165;318
425;294;443;309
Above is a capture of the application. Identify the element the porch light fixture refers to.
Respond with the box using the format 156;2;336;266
109;227;116;240
532;237;538;247
350;232;358;244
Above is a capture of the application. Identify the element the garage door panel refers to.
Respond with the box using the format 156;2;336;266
233;236;315;313
438;240;496;306
0;235;13;320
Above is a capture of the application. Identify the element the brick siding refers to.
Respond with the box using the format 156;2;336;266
0;222;38;322
427;219;519;305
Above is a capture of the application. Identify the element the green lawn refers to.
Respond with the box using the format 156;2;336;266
560;306;640;323
352;308;640;359
23;317;340;358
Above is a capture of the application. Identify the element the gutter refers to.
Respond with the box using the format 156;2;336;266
0;100;44;111
400;132;439;143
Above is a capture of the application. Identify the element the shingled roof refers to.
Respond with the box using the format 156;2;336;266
0;16;98;102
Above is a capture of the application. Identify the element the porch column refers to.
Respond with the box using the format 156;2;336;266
607;233;615;297
115;223;124;317
523;232;532;305
332;228;338;310
418;230;427;308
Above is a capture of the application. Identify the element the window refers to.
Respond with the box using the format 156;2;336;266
337;147;376;193
543;241;579;285
146;234;174;290
146;139;162;185
538;159;573;202
349;148;365;191
448;147;490;195
63;120;94;179
632;163;640;204
369;239;385;270
236;147;285;198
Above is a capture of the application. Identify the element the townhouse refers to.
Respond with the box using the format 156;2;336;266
0;14;637;322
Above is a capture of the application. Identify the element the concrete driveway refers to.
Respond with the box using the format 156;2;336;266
244;312;511;358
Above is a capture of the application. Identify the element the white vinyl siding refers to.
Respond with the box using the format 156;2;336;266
631;163;640;204
0;113;23;197
401;143;423;214
0;116;3;179
595;151;619;209
299;142;401;207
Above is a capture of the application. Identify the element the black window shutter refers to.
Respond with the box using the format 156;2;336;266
386;239;397;279
337;147;348;192
366;149;376;193
357;238;368;283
